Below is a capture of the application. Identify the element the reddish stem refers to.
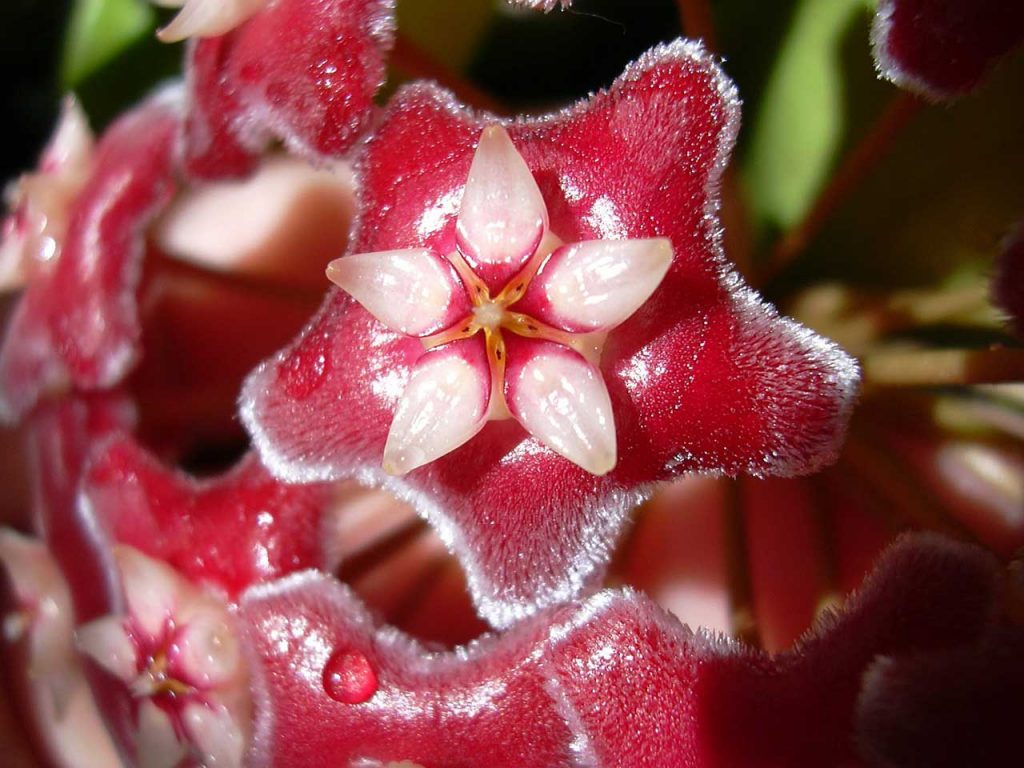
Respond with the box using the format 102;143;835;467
676;0;718;51
391;34;508;116
763;92;923;284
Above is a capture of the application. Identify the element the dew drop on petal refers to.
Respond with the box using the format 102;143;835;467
322;648;377;704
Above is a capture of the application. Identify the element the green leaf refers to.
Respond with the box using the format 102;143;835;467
61;0;156;89
743;0;875;235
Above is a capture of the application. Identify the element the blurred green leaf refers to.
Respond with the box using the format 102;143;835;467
743;0;874;234
61;0;156;89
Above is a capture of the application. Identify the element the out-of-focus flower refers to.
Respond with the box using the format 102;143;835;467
0;97;93;292
242;40;859;628
872;0;1024;100
994;222;1024;337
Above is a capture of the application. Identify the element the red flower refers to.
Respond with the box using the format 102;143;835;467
872;0;1024;101
241;40;860;627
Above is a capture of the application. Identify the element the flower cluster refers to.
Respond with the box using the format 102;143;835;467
0;1;1021;767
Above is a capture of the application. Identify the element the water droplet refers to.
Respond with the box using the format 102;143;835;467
323;648;377;704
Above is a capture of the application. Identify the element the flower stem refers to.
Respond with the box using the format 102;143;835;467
862;347;1024;388
675;0;718;51
391;34;508;115
762;92;923;284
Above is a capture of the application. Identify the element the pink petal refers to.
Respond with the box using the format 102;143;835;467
382;339;492;475
158;0;265;42
873;0;1024;101
456;125;549;290
504;337;617;475
184;0;394;175
0;93;180;422
238;571;575;767
243;41;858;625
327;249;469;337
544;534;1001;768
516;238;672;333
82;435;336;598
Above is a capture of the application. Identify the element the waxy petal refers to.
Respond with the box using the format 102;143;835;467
184;0;395;176
518;238;672;333
383;340;491;475
873;0;1024;101
75;616;138;683
242;41;859;625
183;702;246;768
0;93;179;423
327;249;469;337
136;699;186;768
509;0;571;10
238;571;575;767
158;0;265;42
505;339;616;475
116;547;180;640
456;125;549;289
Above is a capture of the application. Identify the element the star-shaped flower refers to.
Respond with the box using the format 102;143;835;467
328;124;672;476
242;40;860;627
76;546;252;768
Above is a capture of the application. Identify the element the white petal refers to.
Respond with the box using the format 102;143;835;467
508;349;617;475
327;249;464;336
76;616;139;682
383;347;491;475
183;702;246;768
157;0;265;43
456;125;548;271
43;96;94;175
537;238;672;331
176;608;243;687
136;700;187;768
115;547;180;641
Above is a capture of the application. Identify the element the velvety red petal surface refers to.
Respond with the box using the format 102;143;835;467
873;0;1024;100
242;41;859;626
82;435;337;599
185;0;394;177
545;534;1001;768
238;572;575;767
0;93;180;422
856;626;1024;768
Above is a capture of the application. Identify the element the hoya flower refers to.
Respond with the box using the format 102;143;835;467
235;532;1008;767
873;0;1024;100
326;123;673;476
242;40;860;626
76;546;252;768
181;0;396;177
0;530;120;768
0;97;93;292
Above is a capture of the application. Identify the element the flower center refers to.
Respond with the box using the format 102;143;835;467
472;300;506;330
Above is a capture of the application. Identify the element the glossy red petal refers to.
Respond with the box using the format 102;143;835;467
184;0;394;176
243;41;858;626
545;534;1001;768
81;435;336;598
238;571;575;767
873;0;1024;101
0;92;180;422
